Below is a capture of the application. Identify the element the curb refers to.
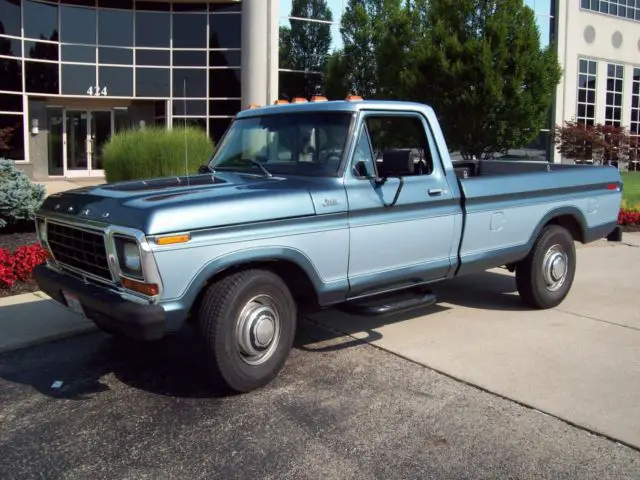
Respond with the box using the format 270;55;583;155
0;324;98;355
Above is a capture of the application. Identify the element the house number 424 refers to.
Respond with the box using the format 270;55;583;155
87;86;108;96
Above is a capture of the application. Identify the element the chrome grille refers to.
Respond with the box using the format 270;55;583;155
47;223;112;281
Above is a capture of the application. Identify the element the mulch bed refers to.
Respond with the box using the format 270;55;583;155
0;223;40;298
622;225;640;233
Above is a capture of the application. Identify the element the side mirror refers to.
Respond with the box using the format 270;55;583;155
377;149;414;178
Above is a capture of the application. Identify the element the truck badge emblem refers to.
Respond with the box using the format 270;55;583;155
322;198;338;207
81;208;90;216
102;212;110;218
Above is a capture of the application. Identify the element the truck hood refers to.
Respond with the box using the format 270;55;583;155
39;173;345;235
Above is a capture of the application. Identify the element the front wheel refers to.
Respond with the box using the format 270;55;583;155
197;269;297;393
516;225;576;309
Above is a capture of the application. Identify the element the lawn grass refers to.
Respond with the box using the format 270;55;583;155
621;172;640;208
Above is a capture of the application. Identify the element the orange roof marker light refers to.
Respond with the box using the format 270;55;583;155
311;95;328;102
246;103;262;109
292;97;308;103
274;99;289;105
346;95;363;102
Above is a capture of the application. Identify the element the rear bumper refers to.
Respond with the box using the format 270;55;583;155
606;225;623;242
33;264;167;341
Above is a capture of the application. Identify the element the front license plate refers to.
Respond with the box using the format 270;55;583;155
62;291;84;317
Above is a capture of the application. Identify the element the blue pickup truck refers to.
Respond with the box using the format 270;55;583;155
33;99;623;392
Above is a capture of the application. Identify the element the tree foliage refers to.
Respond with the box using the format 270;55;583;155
280;0;333;98
325;0;562;159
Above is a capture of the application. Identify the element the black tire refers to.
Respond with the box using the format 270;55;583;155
196;269;297;393
516;225;576;309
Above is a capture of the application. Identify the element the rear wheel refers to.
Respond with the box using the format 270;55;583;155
516;225;576;309
197;269;297;393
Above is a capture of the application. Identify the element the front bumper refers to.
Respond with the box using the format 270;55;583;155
33;264;167;341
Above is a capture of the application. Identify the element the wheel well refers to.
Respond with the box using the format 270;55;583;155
546;214;585;243
189;260;320;322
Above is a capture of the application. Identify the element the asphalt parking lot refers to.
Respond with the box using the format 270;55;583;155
1;318;640;479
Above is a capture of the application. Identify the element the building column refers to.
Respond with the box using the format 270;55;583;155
241;0;279;109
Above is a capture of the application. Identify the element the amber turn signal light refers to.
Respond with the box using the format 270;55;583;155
155;234;190;245
121;277;159;296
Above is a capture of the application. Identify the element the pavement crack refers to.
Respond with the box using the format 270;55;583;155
555;309;640;332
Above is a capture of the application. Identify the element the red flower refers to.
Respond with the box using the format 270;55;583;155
0;248;16;289
618;209;640;226
12;244;47;282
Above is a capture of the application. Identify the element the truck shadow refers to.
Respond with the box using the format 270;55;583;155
0;271;525;400
295;270;526;353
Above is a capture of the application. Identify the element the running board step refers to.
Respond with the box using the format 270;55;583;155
341;288;437;316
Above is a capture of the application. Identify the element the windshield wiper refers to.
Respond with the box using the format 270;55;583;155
246;159;272;178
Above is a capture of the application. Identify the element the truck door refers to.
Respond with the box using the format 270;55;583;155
344;111;461;299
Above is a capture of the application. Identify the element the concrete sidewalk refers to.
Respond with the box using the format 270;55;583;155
0;292;96;354
311;232;640;450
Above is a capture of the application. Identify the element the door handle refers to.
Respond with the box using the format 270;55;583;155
428;188;443;196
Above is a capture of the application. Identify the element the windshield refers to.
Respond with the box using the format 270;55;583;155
209;112;353;177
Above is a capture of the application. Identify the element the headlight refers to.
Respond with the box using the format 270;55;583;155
115;236;143;279
37;219;47;243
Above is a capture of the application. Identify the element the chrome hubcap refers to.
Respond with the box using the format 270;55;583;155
543;245;568;292
236;294;281;365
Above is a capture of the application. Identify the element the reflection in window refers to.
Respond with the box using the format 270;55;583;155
25;61;59;94
0;0;22;37
209;14;242;49
210;3;241;13
135;67;169;97
134;1;169;12
46;106;63;175
99;66;133;96
577;59;597;125
209;50;240;68
209;100;241;117
173;51;207;67
173;13;207;49
25;41;59;61
24;0;59;41
61;5;96;44
172;100;206;116
0;58;21;92
0;114;24;160
209;118;232;144
173;69;207;97
605;64;624;126
135;11;170;48
61;64;96;95
99;47;133;65
0;93;22;112
209;68;241;98
135;49;170;66
98;0;133;9
0;36;22;57
98;8;133;46
62;45;96;63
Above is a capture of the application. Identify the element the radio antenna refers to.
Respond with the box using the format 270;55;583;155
184;79;189;187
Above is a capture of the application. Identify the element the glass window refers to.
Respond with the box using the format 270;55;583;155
135;11;170;47
134;1;169;12
210;113;353;177
61;5;96;44
208;117;231;144
605;63;624;126
0;93;22;112
279;71;324;100
172;117;206;132
0;37;22;57
98;9;134;47
209;68;241;98
25;61;59;94
98;66;133;96
135;67;169;97
210;4;241;13
172;100;206;116
62;45;96;63
209;14;242;49
0;113;25;160
173;51;207;67
352;127;375;177
173;2;206;12
0;58;22;92
98;0;133;8
99;47;133;65
46;106;63;175
209;99;241;116
24;0;59;41
0;0;22;37
576;59;597;125
209;50;240;68
25;41;59;61
173;69;207;97
173;13;207;49
135;49;170;66
61;64;96;95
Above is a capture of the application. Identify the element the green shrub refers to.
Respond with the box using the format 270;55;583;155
102;126;215;182
0;159;46;229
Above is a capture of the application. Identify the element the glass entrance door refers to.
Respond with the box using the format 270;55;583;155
63;110;111;177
